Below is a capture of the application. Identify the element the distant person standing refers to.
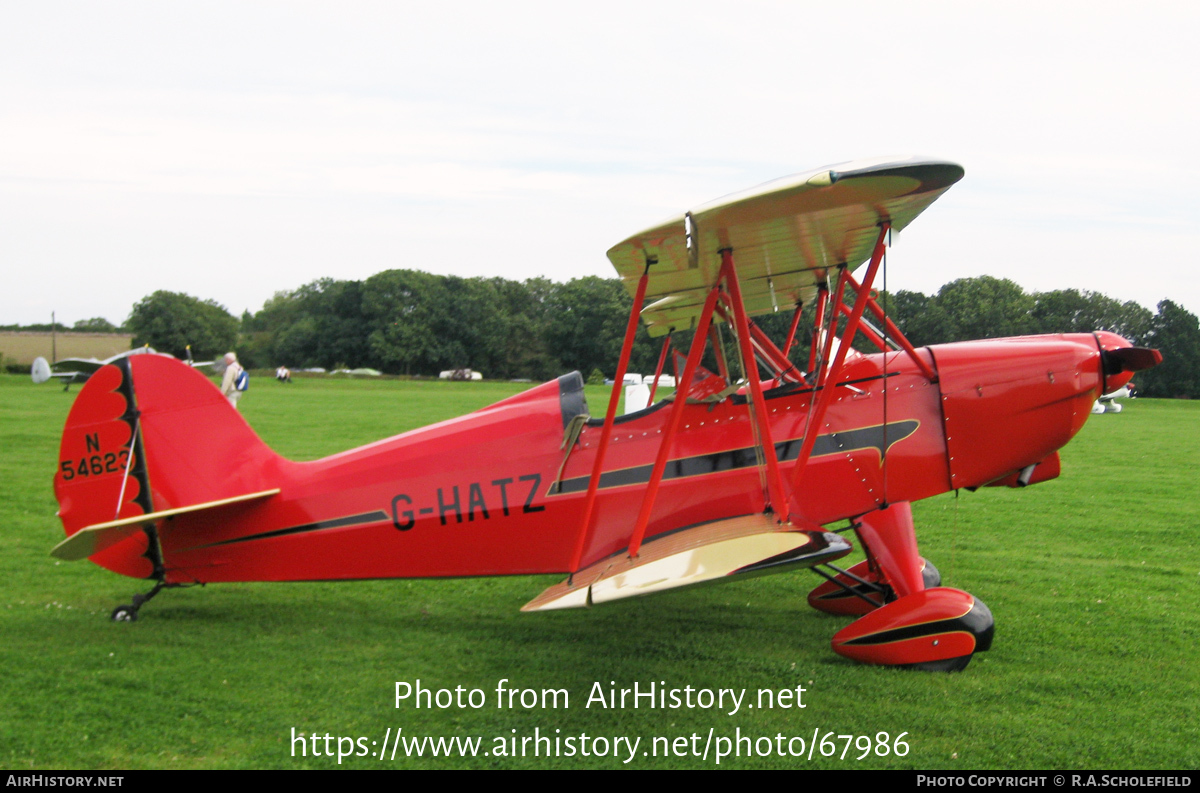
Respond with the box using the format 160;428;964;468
221;352;246;409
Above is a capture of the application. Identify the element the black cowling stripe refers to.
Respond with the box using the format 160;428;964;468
553;420;918;495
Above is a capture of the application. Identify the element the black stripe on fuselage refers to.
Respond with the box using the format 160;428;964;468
188;422;917;550
552;420;919;496
198;510;390;548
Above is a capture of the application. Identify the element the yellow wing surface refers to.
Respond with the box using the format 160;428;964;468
523;515;850;611
607;156;964;336
51;489;280;561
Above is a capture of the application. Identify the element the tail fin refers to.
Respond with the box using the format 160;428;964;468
54;354;281;578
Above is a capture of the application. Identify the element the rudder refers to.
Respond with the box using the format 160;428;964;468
54;355;281;578
55;358;155;577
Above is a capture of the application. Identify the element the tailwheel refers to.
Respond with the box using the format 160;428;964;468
830;587;994;671
110;605;138;622
807;557;941;616
110;581;167;623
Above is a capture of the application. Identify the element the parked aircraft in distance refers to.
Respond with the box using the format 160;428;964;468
33;348;163;391
1092;383;1136;414
33;346;214;391
439;369;483;381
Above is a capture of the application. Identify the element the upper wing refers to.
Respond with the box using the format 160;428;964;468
32;357;105;383
50;358;105;375
35;351;175;384
607;156;964;336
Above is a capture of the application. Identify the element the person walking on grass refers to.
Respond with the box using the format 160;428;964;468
221;352;247;409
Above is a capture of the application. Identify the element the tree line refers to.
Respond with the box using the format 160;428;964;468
1;317;124;333
93;272;1200;398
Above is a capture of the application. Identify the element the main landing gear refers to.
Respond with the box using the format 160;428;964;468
808;557;942;616
807;502;994;671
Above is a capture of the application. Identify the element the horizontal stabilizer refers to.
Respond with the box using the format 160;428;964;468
51;489;280;561
522;514;851;612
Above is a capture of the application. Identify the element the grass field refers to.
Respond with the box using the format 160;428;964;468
0;333;133;366
1;374;1197;769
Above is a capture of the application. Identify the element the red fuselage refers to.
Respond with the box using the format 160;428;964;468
58;332;1118;585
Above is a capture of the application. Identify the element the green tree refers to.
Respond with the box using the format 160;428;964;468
544;276;639;378
126;291;238;360
72;317;119;333
487;277;560;380
887;289;954;346
1029;289;1153;340
447;276;510;377
1138;300;1200;398
301;279;371;369
362;270;461;375
932;276;1034;342
248;278;372;370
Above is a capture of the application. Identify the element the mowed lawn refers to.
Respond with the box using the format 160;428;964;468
1;373;1197;769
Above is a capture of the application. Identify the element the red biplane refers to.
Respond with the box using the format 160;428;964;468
51;157;1161;671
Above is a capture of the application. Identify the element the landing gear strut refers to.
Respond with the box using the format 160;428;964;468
808;557;942;616
809;503;994;671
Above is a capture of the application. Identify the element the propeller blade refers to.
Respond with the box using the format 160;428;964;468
1102;347;1162;375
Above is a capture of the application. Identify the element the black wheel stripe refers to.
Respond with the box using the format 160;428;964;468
841;616;976;647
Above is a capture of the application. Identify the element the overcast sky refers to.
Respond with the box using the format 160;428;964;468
2;1;1197;328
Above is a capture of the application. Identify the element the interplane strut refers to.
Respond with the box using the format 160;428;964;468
569;221;942;571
